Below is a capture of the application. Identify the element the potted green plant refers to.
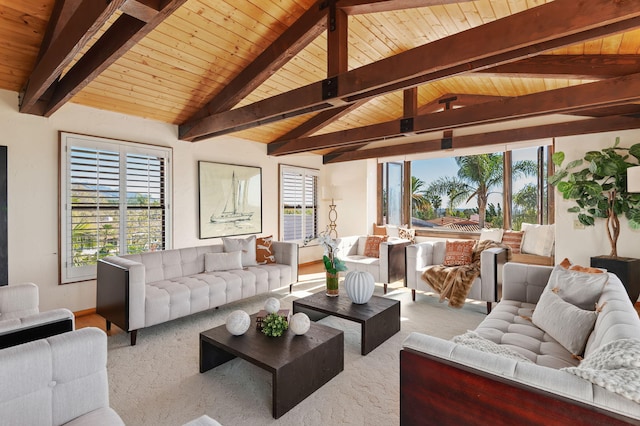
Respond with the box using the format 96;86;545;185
549;137;640;257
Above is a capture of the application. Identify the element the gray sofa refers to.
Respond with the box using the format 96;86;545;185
0;282;75;349
401;262;640;425
0;327;124;425
97;241;298;345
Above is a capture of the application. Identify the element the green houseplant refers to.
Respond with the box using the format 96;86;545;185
549;137;640;257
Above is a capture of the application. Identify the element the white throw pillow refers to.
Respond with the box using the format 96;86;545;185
386;225;400;238
222;235;257;267
545;264;609;310
520;223;555;257
532;290;598;356
479;228;504;242
205;251;243;272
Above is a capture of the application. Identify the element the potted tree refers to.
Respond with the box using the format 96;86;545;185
549;137;640;301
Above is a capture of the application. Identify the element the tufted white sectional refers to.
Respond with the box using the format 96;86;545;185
401;262;640;424
96;241;298;345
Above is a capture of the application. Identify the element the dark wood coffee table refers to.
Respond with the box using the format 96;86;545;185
199;314;344;419
292;291;400;355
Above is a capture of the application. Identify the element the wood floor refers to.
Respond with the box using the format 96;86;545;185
75;261;640;334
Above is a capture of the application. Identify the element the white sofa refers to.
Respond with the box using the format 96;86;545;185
97;241;298;345
405;240;508;313
0;327;124;425
400;262;640;425
336;235;410;293
0;282;75;349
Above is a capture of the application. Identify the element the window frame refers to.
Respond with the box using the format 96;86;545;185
279;164;319;244
59;132;172;284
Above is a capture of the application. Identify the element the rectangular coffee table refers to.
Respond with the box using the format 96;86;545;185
199;314;344;419
292;291;400;355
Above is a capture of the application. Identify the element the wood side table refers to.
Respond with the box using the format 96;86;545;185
590;255;640;303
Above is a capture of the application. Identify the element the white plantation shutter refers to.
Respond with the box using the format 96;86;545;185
280;165;318;242
60;132;172;283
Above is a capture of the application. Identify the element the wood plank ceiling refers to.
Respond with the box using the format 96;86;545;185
3;0;640;163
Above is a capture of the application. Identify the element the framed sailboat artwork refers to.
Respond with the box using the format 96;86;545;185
198;161;262;239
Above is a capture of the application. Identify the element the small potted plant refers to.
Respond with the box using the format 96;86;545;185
261;312;288;337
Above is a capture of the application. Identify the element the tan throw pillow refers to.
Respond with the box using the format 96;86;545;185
502;230;524;255
443;240;476;266
364;235;387;258
532;289;598;356
545;263;609;310
398;227;416;244
256;235;275;264
372;223;387;236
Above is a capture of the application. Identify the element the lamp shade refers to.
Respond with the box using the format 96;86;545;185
628;166;640;193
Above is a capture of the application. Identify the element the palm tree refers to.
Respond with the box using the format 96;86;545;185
411;176;430;214
427;154;536;228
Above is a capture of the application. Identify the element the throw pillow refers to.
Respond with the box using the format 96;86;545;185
443;240;476;266
363;235;387;258
521;223;555;257
532;289;598;356
559;257;605;274
372;223;387;236
205;251;243;272
222;235;257;267
479;228;504;243
545;263;609;310
256;235;275;264
386;225;400;238
398;227;416;244
501;230;524;255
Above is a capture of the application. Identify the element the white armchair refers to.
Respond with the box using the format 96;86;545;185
405;241;508;313
0;283;74;349
336;236;410;294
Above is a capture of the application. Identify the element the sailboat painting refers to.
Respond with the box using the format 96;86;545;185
198;162;262;239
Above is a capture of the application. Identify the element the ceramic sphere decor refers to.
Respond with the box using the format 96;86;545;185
289;312;311;335
225;310;251;336
264;297;280;314
344;270;375;304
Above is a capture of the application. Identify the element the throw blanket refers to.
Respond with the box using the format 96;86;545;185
562;338;640;403
421;239;511;308
452;330;533;363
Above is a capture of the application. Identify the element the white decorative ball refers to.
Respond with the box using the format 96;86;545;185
289;312;311;335
225;310;251;336
264;297;281;314
344;270;375;304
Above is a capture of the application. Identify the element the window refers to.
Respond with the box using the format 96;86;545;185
389;144;551;235
279;165;318;243
382;162;404;226
60;132;172;283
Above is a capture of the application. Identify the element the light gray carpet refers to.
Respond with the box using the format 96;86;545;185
106;274;486;425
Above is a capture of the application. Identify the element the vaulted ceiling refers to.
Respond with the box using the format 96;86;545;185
3;0;640;163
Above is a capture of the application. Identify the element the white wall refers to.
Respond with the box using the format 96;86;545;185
0;88;329;311
554;130;640;265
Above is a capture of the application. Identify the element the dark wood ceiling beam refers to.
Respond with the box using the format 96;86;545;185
479;54;640;79
179;0;640;142
120;0;162;22
323;116;640;163
182;1;329;127
271;71;640;155
43;0;188;117
19;0;125;114
337;0;473;15
418;94;506;114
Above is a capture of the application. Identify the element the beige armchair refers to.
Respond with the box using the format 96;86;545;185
0;283;74;349
405;240;508;313
336;235;410;293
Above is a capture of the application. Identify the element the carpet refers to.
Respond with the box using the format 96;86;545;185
106;275;486;425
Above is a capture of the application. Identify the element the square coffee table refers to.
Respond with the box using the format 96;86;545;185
292;291;400;355
199;314;344;419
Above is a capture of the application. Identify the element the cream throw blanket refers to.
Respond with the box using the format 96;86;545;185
562;338;640;403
